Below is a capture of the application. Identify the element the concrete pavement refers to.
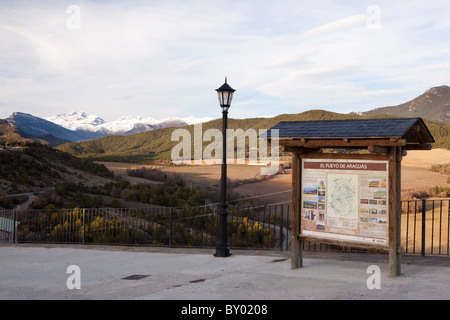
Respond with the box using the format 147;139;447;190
1;244;449;300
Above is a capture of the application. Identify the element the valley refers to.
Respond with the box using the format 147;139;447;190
100;148;450;205
2;85;450;211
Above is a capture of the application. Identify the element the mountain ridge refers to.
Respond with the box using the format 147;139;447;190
4;85;450;152
362;85;450;124
45;111;189;133
7;112;104;142
56;109;450;164
6;112;190;144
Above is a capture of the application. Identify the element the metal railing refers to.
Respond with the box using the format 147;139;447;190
402;199;450;255
2;204;291;251
300;199;450;256
2;199;449;255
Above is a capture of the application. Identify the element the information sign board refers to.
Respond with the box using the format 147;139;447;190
301;159;389;246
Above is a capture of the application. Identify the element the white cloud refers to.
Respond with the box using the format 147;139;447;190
0;0;449;121
302;14;368;37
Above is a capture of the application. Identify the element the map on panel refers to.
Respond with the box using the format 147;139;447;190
327;174;358;220
301;159;389;246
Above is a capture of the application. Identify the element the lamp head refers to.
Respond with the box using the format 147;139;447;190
215;77;235;111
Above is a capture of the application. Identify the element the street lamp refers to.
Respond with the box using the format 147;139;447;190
214;77;235;257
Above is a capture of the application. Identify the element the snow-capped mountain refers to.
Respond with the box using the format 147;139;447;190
7;112;105;142
45;111;106;132
6;111;211;146
45;111;191;134
6;111;214;146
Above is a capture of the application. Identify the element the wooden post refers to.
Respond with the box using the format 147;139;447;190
291;152;303;269
388;146;402;277
395;146;402;276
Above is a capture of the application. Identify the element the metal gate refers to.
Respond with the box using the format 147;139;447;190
0;210;18;243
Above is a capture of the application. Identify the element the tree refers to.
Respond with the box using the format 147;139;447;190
111;199;121;208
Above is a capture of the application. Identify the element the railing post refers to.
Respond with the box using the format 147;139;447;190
421;199;426;256
82;209;86;244
279;205;284;251
12;209;17;244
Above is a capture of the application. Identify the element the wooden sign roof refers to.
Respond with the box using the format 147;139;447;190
266;118;434;150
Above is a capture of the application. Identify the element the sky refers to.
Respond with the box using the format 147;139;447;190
1;0;450;123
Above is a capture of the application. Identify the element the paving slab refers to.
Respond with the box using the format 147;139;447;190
0;244;449;300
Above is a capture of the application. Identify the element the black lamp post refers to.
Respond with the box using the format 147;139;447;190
214;77;235;257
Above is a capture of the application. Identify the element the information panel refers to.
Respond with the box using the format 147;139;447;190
301;159;389;246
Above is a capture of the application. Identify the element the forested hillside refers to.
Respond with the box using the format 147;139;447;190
56;110;450;164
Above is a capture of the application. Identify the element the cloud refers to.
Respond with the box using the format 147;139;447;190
302;14;368;37
0;0;449;121
0;23;69;70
